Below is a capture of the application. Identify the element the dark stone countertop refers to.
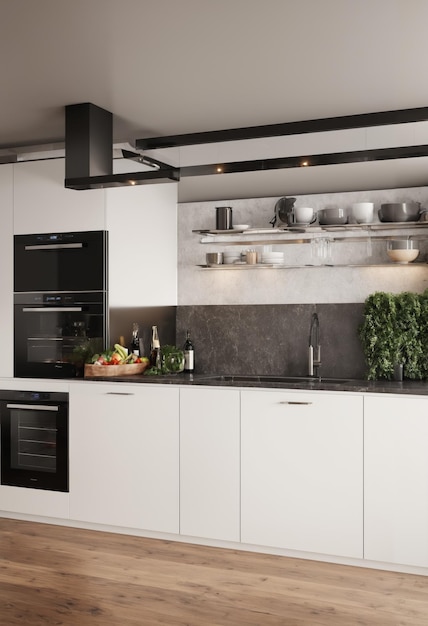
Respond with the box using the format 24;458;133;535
81;372;428;396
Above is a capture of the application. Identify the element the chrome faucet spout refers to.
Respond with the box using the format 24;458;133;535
308;313;321;377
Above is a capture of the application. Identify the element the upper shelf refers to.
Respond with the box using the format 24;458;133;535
193;222;428;245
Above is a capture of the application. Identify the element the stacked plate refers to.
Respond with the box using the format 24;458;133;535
261;251;284;265
223;251;242;264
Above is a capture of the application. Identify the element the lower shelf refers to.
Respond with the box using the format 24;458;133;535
198;263;428;269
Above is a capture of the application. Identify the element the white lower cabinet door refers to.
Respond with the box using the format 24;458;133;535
179;387;240;541
364;394;428;568
69;383;179;533
241;390;363;558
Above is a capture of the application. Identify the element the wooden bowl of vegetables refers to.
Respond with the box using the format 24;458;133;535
84;344;150;378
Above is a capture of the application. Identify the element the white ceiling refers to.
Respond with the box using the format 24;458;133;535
2;0;428;202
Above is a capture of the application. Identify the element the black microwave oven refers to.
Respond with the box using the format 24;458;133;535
14;230;108;293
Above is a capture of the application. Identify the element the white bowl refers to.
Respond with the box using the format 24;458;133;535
233;224;250;230
387;249;419;263
223;253;241;264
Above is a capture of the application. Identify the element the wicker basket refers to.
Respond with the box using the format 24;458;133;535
84;362;148;378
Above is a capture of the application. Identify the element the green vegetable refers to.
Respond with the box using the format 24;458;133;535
143;345;185;376
359;290;428;380
160;345;185;374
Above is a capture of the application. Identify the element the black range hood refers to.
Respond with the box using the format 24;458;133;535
64;103;179;190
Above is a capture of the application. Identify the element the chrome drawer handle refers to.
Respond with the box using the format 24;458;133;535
279;401;313;405
105;392;135;396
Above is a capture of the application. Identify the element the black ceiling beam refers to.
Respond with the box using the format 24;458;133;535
135;107;428;150
179;144;428;177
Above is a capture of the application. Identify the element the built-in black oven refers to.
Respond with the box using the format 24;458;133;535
14;291;106;378
14;230;107;293
14;230;108;378
0;390;68;492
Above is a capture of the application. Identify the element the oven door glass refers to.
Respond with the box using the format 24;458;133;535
0;397;68;492
14;293;106;378
11;405;58;472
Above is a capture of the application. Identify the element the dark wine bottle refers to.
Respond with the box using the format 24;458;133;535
130;322;140;356
183;329;195;372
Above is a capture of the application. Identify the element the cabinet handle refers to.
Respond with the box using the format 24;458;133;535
279;401;313;405
6;403;59;411
105;392;135;396
24;243;83;251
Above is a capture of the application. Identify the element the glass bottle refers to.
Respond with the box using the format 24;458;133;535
150;325;161;369
183;329;195;372
130;322;140;356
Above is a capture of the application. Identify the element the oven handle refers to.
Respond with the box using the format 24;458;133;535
22;307;83;312
24;243;83;251
6;403;59;412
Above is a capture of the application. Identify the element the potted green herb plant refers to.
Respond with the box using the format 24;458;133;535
359;290;428;381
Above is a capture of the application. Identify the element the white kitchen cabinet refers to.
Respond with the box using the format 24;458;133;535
13;159;106;234
69;382;179;533
179;386;240;541
106;162;177;307
241;389;363;558
0;165;13;377
364;394;428;568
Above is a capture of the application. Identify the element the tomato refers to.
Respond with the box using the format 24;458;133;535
109;353;121;365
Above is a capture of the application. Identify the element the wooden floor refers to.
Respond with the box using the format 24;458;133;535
0;518;427;625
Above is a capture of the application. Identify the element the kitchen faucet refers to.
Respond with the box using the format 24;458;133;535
308;313;321;378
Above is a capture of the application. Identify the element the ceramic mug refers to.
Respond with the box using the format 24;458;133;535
351;202;374;224
294;206;317;225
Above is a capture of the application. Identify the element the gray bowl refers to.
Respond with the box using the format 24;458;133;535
318;208;348;225
378;203;421;222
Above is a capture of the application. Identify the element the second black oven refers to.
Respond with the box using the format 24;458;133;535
14;291;107;378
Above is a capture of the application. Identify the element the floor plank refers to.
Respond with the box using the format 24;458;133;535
0;518;427;625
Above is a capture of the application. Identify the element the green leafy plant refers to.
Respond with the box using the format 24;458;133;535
145;345;185;376
359;290;428;380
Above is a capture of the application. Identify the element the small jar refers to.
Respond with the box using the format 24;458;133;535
245;250;257;265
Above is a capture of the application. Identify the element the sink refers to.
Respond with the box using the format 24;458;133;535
198;375;353;384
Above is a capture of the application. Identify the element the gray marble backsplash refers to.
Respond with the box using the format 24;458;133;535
176;303;367;379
